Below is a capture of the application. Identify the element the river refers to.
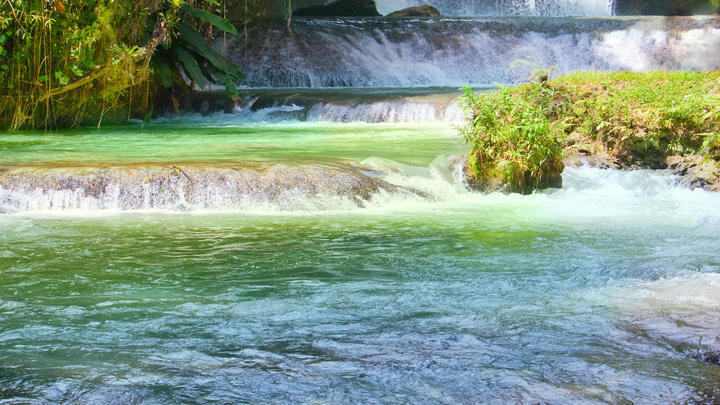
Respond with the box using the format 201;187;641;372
1;10;720;405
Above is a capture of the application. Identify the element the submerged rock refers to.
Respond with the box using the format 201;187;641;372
294;0;380;17
386;5;441;17
0;164;426;212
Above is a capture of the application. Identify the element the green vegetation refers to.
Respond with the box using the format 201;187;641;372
460;81;564;194
0;0;241;130
461;71;720;193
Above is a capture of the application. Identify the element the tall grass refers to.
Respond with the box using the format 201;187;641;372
0;0;242;130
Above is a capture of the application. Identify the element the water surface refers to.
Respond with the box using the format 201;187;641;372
2;95;720;403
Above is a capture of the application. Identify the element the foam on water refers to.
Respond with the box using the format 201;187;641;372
586;271;720;348
375;0;615;16
3;162;720;229
151;89;465;123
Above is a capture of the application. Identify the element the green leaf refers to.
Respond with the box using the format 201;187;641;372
176;22;243;80
210;70;239;99
54;70;69;86
71;65;84;77
175;46;207;88
181;4;237;35
151;55;175;88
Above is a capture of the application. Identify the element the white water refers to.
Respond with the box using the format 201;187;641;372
376;0;615;16
4;164;720;226
236;18;720;87
600;272;720;341
305;101;463;122
227;100;465;123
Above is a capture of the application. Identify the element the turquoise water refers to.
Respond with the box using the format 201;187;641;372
0;122;464;169
2;109;720;403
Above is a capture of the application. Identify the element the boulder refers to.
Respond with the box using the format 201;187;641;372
386;5;441;17
293;0;381;17
667;155;720;191
563;146;620;169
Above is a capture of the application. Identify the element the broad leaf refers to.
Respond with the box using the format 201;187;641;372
175;46;207;88
176;22;243;81
181;4;238;35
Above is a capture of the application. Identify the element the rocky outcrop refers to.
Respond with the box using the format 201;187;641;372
563;145;620;170
563;146;720;192
454;146;720;194
667;155;720;191
386;5;441;17
293;0;380;17
0;163;425;212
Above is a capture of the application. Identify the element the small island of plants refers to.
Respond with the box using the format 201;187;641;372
461;71;720;193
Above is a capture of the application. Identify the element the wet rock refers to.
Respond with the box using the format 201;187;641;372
0;164;426;212
387;5;441;17
667;155;720;191
693;349;720;365
615;0;719;16
294;0;380;17
563;147;620;169
454;155;562;194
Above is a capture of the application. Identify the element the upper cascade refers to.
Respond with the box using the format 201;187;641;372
375;0;615;16
229;16;720;88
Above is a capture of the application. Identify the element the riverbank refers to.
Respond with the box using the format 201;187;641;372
461;71;720;192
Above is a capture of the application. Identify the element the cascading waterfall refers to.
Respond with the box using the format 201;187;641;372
4;3;720;402
230;16;720;88
375;0;616;16
225;89;465;123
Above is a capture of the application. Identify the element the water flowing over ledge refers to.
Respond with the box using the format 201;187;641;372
228;16;720;88
235;88;465;123
3;162;720;222
0;164;437;213
375;0;616;16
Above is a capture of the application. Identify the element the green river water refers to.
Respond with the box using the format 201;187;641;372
1;105;720;403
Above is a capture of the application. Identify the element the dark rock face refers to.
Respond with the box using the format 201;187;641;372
294;0;381;17
615;0;719;15
387;5;441;17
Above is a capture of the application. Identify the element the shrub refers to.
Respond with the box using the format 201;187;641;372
460;83;564;194
460;71;720;193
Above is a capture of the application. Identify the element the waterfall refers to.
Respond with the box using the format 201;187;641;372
230;16;720;88
374;0;616;16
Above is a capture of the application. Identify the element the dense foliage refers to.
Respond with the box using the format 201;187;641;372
0;0;241;130
549;71;720;166
461;71;720;192
460;82;564;194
